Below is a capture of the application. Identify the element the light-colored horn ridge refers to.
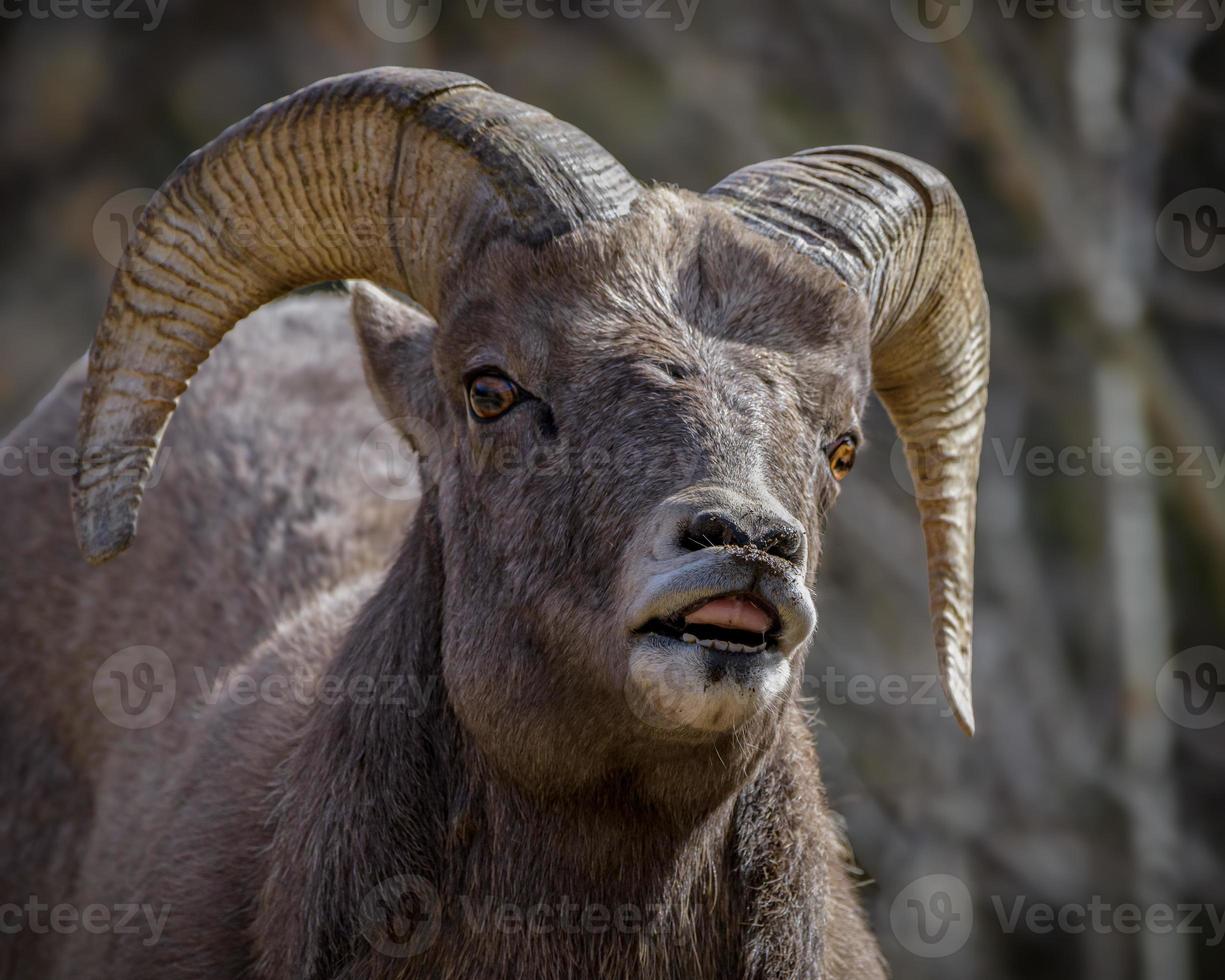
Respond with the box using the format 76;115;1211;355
706;146;989;735
72;67;639;565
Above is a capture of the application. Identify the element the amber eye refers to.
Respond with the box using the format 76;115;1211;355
467;373;520;420
828;435;857;481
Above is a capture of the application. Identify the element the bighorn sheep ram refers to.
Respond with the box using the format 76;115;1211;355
0;68;988;978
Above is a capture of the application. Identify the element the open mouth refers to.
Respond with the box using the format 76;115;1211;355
638;593;781;654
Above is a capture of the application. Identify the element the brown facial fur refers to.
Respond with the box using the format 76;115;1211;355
1;191;887;979
418;191;870;802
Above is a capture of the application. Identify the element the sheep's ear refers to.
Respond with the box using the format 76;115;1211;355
350;281;444;457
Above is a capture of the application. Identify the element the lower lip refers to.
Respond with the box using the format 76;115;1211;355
645;632;779;657
645;634;788;688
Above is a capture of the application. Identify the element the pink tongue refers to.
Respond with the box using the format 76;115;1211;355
683;596;773;634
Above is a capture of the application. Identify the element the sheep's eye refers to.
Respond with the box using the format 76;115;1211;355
467;373;520;420
828;435;857;481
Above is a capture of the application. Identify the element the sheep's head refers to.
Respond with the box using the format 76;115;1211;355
351;195;870;770
71;70;988;786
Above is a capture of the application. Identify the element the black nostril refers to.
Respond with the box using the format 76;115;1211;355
681;510;751;551
680;510;804;562
759;523;805;563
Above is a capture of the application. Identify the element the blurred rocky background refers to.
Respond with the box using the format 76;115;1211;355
2;0;1223;977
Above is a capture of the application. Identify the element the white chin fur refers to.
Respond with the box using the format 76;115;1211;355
624;639;792;734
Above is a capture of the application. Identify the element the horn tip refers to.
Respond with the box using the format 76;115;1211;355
71;487;138;565
942;669;976;737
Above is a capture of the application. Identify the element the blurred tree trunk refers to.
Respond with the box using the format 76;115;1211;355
1072;17;1192;980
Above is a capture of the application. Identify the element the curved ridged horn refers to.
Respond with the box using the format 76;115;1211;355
706;147;989;735
72;67;639;564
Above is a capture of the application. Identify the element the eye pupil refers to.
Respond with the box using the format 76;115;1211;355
828;436;856;481
467;374;519;420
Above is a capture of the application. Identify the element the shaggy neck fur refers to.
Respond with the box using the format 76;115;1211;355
256;493;829;979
